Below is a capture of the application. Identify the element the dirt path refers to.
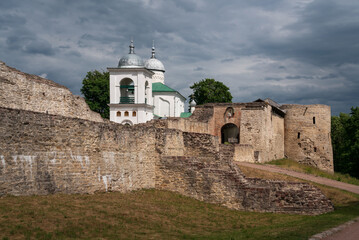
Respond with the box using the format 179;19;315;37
309;217;359;240
236;162;359;194
322;220;359;240
237;162;359;240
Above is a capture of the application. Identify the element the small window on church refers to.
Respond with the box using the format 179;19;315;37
117;111;121;117
314;147;317;152
313;117;316;124
297;132;300;139
132;111;136;117
124;111;129;117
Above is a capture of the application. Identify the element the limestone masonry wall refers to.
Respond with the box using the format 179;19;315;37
0;61;103;122
0;107;333;215
234;144;255;163
240;104;285;162
151;118;209;134
155;142;333;215
281;104;333;172
0;107;156;195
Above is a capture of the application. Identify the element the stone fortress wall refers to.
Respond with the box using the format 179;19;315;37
281;104;333;172
240;103;285;163
0;61;103;123
160;101;332;172
0;107;333;215
0;61;334;215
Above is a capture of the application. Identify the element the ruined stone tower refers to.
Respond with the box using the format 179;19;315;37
281;104;333;172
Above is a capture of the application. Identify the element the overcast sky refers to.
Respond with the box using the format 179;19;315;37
1;0;358;115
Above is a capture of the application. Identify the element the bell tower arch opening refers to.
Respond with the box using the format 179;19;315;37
221;123;239;144
120;78;135;104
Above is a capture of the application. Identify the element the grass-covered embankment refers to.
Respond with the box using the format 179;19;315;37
0;185;358;240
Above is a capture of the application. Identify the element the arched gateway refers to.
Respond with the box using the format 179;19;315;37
221;123;239;144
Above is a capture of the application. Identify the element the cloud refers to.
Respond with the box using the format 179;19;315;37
285;75;313;80
0;0;358;115
193;67;204;71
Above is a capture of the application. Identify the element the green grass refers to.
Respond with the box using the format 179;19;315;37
0;188;358;240
267;158;359;186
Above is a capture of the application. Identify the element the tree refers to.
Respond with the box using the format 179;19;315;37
331;107;359;178
81;70;109;119
189;78;232;105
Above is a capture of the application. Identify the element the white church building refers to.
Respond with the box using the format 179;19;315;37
108;41;186;125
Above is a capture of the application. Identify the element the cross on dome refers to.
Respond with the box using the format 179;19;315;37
129;40;135;54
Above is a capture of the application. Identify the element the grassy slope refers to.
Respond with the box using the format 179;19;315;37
1;161;359;239
0;186;358;240
267;158;359;186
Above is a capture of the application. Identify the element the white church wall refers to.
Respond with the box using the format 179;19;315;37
151;71;164;84
153;92;185;117
110;105;153;125
109;70;153;105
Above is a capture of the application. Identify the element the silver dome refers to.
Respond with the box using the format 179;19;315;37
118;40;144;68
145;58;165;72
144;45;165;72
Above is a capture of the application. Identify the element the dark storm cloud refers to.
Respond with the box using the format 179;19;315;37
265;77;282;81
193;67;204;71
286;75;313;80
0;0;358;114
6;31;56;56
221;58;234;63
0;14;26;30
254;0;359;66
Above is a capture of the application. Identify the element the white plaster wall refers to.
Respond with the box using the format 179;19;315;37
110;106;153;124
153;92;185;117
110;72;139;104
151;71;164;84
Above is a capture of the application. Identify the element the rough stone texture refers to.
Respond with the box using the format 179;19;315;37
234;144;255;163
0;107;333;215
179;103;285;163
281;104;333;172
0;61;103;122
0;107;157;195
151;117;209;134
240;104;285;162
155;141;333;215
243;178;333;215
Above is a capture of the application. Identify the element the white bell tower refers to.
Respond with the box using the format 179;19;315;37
108;40;154;125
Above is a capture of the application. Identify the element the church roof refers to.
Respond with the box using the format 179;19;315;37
152;82;186;100
152;82;177;92
180;112;192;118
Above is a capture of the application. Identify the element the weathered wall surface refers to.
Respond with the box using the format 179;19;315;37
0;61;103;122
271;113;285;160
152;118;209;134
209;105;243;140
281;104;333;172
0;107;156;195
240;104;285;162
234;144;255;163
155;141;333;215
240;105;268;162
243;178;333;215
0;107;333;215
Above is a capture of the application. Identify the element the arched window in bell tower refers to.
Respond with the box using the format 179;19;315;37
145;81;149;104
120;78;135;104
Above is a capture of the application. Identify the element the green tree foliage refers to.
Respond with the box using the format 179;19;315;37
331;107;359;178
189;78;232;105
81;70;109;119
